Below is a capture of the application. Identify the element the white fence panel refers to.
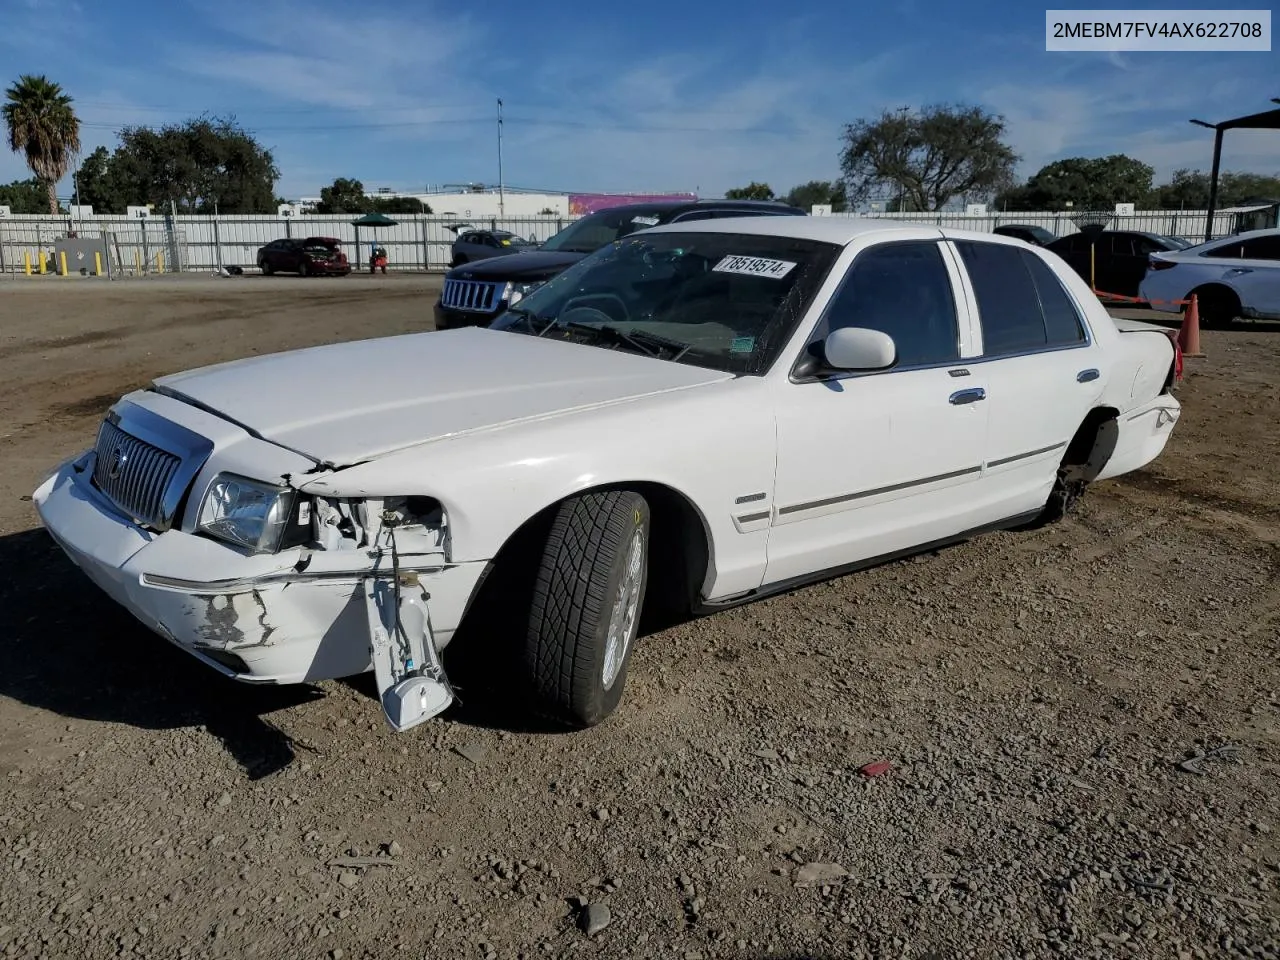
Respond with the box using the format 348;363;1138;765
849;209;1247;245
1;207;1270;275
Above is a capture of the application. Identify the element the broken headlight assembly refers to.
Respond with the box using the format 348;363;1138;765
197;472;297;554
505;281;544;306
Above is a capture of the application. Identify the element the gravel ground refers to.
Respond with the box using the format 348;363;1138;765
0;275;1276;960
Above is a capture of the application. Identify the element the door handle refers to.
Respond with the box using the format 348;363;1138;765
1077;368;1100;383
949;387;986;405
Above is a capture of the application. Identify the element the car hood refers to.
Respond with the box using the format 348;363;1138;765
445;250;587;282
151;327;730;466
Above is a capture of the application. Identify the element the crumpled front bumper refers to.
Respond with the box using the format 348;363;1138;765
32;452;487;687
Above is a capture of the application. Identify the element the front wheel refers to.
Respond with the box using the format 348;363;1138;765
260;260;273;275
298;260;309;277
522;490;650;727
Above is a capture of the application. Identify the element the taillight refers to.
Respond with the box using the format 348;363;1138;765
1149;257;1177;270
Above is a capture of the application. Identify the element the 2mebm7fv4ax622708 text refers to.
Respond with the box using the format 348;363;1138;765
33;218;1183;732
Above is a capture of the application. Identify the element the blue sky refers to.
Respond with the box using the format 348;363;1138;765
1;0;1276;200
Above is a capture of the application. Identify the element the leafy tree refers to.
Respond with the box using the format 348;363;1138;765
994;155;1154;211
725;182;775;201
102;115;279;213
315;178;431;214
840;103;1018;212
0;176;53;213
73;145;129;213
1151;168;1280;209
784;179;847;212
3;74;81;214
372;195;430;214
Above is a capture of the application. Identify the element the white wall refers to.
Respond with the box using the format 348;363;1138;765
414;192;569;218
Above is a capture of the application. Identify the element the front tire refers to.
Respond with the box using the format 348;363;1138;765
260;260;273;276
522;490;650;727
298;260;309;277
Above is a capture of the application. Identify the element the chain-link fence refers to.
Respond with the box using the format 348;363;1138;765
0;217;186;276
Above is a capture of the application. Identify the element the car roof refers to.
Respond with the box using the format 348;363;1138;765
588;198;806;217
640;215;1025;247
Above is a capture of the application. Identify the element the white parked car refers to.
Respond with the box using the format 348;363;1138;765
33;218;1183;733
1139;228;1280;327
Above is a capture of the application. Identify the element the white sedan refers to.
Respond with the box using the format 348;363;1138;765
33;218;1183;732
1139;227;1280;327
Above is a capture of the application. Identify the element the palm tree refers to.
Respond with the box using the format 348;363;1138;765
3;74;81;215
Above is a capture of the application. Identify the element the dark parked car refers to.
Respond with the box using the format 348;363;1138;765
1045;230;1187;298
257;237;351;276
992;224;1056;246
448;227;539;267
433;199;807;330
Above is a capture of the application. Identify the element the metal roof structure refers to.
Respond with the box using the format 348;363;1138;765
1189;98;1280;241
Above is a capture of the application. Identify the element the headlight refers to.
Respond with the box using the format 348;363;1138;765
198;473;296;553
506;281;544;306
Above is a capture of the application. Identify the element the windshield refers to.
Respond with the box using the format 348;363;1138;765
539;207;668;254
490;231;842;374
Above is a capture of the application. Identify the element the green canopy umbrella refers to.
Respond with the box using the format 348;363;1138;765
352;212;399;271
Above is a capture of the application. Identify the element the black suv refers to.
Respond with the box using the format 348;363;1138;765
433;199;807;330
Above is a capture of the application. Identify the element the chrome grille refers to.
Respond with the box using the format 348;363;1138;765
92;419;183;529
441;279;506;313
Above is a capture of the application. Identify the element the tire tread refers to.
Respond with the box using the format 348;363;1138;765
524;490;645;723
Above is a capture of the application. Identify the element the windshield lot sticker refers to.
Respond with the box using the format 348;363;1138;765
713;255;797;279
631;215;660;226
730;336;756;353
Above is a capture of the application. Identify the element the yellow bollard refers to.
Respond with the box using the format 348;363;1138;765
23;251;31;276
94;251;103;276
156;251;164;273
39;251;47;274
134;250;142;275
59;251;69;276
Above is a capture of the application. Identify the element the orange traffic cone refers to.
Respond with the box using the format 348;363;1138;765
1177;294;1204;358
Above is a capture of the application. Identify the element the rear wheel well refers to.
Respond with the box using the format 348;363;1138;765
1064;406;1120;483
1189;283;1241;328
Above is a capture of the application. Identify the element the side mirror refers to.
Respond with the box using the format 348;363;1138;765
823;326;897;371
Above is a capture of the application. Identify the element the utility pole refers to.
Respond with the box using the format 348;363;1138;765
497;98;505;218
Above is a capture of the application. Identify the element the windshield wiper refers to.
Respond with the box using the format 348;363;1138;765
503;306;555;335
558;321;694;360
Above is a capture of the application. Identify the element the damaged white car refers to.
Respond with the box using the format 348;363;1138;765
34;218;1183;732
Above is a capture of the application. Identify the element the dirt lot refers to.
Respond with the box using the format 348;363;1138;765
0;274;1276;960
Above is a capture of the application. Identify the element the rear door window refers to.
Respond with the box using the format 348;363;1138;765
955;240;1087;355
1198;236;1280;260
